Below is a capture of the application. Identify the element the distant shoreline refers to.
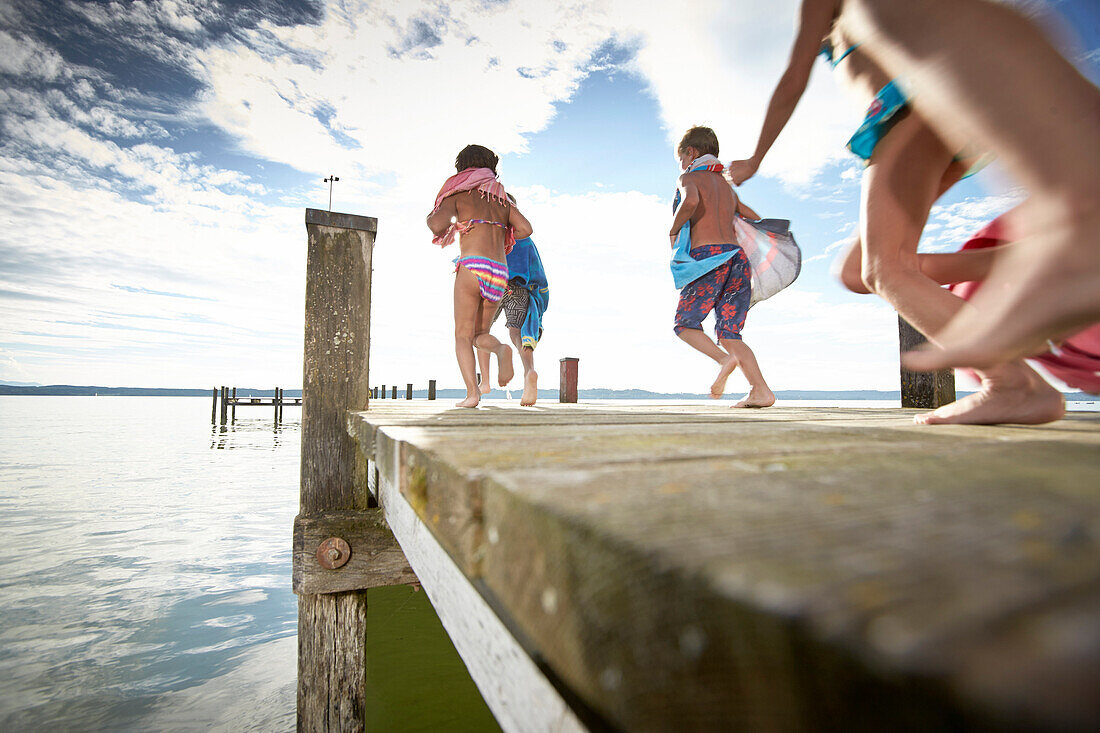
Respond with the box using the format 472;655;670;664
2;384;1097;401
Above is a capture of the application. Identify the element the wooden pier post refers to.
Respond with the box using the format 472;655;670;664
211;387;218;424
231;387;237;423
428;379;436;400
559;357;579;403
219;385;228;425
381;384;386;399
298;208;376;731
898;316;955;408
406;383;412;400
274;387;281;423
391;385;397;400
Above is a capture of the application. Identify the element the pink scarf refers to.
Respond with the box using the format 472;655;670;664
432;167;508;211
431;167;515;248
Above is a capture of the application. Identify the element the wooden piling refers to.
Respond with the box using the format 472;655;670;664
559;357;579;403
406;383;412;400
211;387;218;424
381;384;386;399
898;316;955;408
274;387;281;422
391;385;397;400
219;385;228;425
297;208;376;731
428;379;436;401
231;387;237;423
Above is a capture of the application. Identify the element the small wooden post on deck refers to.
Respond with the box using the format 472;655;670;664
211;387;218;424
298;208;376;731
899;316;956;408
381;384;386;399
560;357;579;403
406;383;412;400
391;385;397;400
428;379;436;400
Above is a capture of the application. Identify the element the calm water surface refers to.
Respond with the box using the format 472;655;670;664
0;396;497;732
1;395;1095;730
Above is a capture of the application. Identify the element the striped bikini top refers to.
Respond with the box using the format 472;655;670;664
455;219;507;233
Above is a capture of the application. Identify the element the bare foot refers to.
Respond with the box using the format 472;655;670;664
914;362;1065;425
733;386;775;408
455;394;480;408
710;356;739;399
479;380;492;396
496;344;514;387
904;216;1100;371
520;370;538;406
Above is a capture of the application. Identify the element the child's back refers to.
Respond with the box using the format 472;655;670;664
680;170;739;250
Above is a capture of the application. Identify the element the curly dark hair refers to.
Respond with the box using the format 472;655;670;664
455;144;499;173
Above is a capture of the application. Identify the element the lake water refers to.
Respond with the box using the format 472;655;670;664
0;396;497;732
1;395;1096;730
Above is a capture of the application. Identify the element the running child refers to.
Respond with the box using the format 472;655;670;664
671;126;775;408
427;144;533;408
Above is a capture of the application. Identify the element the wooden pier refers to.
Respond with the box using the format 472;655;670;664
293;207;1100;730
348;402;1100;732
211;386;301;424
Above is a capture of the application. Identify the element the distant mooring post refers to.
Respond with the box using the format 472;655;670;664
297;208;375;729
560;357;579;403
899;316;955;408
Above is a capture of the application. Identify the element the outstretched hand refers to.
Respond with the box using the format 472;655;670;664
725;159;758;186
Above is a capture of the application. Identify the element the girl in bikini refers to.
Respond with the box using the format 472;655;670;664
727;0;1066;425
427;144;533;408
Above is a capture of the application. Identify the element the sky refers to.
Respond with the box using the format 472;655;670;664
0;0;1097;393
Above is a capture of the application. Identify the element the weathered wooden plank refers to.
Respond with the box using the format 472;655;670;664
301;214;373;509
293;510;416;594
353;405;1100;732
299;209;377;731
370;435;588;733
297;592;367;732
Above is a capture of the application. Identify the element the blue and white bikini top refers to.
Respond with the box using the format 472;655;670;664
820;39;860;67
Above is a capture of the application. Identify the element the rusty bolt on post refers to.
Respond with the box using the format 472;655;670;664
316;537;351;569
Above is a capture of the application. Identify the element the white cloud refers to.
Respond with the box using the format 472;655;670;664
3;0;1085;393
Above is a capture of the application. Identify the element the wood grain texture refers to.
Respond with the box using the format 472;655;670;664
349;403;1100;732
299;213;376;732
301;218;373;512
899;316;956;408
297;592;367;733
371;435;588;733
293;510;417;594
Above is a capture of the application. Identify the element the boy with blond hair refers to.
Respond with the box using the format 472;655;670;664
671;126;775;407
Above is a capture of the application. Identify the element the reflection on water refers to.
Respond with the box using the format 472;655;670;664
0;397;298;731
0;397;501;732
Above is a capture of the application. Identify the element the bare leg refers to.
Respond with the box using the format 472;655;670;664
834;161;969;294
843;0;1100;368
509;327;538;406
721;338;775;408
476;349;492;395
676;328;739;398
859;113;1065;424
473;303;513;387
453;267;484;408
837;236;998;293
